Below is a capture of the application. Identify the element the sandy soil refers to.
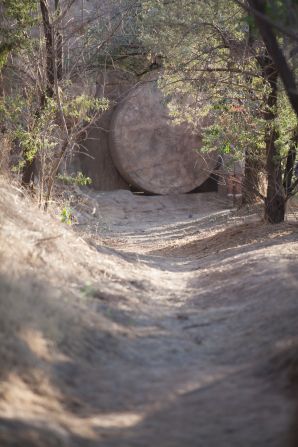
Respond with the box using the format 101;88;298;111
0;182;298;446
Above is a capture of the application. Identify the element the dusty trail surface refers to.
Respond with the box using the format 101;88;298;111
0;184;298;446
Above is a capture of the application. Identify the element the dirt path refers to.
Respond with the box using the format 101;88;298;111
0;187;298;446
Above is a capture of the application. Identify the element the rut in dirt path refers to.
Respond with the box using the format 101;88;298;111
64;191;298;447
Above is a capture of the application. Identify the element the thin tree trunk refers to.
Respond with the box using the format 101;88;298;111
22;0;63;188
241;25;263;206
55;0;63;81
44;139;68;210
40;0;55;98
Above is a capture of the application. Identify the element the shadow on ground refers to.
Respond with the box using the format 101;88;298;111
1;263;298;447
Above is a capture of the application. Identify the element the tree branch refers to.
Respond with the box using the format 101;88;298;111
247;0;298;117
234;0;298;42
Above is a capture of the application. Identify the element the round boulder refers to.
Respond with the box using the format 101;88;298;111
110;81;217;194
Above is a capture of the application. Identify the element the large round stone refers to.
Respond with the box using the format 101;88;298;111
109;81;217;194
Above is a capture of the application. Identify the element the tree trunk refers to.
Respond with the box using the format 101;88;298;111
242;148;262;205
55;0;63;81
264;125;285;223
241;25;264;206
44;139;68;210
259;53;285;223
21;160;35;188
248;0;298;118
22;0;62;188
39;0;55;98
283;130;298;196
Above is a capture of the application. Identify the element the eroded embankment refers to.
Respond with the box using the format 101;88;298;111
0;182;298;447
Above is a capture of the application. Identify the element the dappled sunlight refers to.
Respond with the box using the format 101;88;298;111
0;372;64;424
89;412;143;429
149;222;298;259
171;367;246;398
19;329;69;363
0;372;144;439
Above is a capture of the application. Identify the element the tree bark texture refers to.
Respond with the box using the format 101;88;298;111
242;148;262;205
258;52;285;223
283;130;297;196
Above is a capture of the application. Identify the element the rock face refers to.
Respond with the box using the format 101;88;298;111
110;81;218;194
78;71;134;191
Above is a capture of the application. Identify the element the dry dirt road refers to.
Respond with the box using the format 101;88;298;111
0;185;298;447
